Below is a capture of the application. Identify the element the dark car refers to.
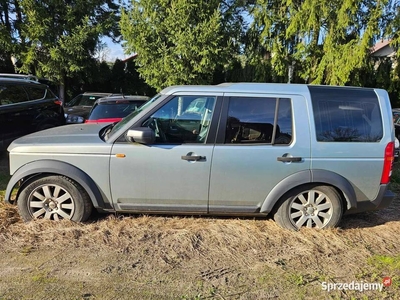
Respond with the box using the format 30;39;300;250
393;109;400;136
64;92;120;123
392;109;400;160
0;75;65;150
85;95;149;123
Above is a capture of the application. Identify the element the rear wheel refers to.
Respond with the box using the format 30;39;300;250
274;185;343;230
18;175;92;222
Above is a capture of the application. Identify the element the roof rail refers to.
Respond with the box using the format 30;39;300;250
0;73;39;81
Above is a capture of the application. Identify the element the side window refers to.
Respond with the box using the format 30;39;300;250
310;86;383;142
143;96;216;143
66;95;82;107
225;97;292;145
0;84;29;105
25;86;47;101
80;95;100;106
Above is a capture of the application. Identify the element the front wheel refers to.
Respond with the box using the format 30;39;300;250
273;185;343;230
17;175;92;222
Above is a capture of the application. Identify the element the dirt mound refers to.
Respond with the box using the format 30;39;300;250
0;201;20;230
1;199;400;299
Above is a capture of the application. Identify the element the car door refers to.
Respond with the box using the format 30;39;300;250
0;83;30;146
109;94;221;213
209;93;312;213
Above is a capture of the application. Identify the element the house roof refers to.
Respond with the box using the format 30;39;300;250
121;54;138;63
371;40;391;53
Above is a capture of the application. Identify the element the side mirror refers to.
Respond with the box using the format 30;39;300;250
126;128;155;144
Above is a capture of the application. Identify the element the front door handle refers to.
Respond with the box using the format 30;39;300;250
181;155;206;161
277;156;302;162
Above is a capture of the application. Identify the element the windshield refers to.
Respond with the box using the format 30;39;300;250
66;94;103;107
107;94;162;138
88;101;146;120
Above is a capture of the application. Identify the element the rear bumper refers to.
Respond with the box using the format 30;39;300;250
345;184;395;215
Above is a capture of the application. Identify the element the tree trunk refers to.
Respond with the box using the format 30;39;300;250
59;73;66;104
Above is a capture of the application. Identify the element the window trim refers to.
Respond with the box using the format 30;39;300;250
115;94;223;145
216;95;293;146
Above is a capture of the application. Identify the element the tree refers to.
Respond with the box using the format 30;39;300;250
120;0;235;90
110;58;156;96
11;0;120;101
0;0;23;72
251;0;389;85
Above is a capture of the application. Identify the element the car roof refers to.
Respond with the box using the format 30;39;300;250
95;95;150;104
160;82;376;95
82;92;120;96
0;73;39;81
0;77;46;86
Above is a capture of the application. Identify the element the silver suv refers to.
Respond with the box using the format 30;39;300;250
4;83;396;230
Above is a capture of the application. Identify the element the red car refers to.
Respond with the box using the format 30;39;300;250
85;95;149;123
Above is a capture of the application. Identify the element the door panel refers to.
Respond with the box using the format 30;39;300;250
0;84;29;144
110;144;213;212
209;94;311;213
109;94;220;213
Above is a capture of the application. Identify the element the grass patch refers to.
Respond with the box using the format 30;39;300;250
31;270;57;284
367;255;400;289
368;254;400;271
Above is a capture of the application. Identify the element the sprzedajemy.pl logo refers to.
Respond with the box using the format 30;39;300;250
321;277;392;292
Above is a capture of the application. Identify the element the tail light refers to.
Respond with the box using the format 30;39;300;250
54;100;63;106
381;142;394;184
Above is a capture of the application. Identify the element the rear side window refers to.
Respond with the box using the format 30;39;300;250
66;95;102;107
25;86;54;100
0;84;29;105
309;86;383;142
79;95;101;106
89;101;144;120
225;97;292;144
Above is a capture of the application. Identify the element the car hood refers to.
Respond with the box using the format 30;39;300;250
64;106;91;117
8;124;112;154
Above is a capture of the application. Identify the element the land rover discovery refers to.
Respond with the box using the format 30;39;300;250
4;83;396;230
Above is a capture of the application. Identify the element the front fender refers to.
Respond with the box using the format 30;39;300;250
260;169;357;213
5;160;112;210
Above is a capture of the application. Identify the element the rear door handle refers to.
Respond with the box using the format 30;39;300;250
181;155;206;161
277;156;302;162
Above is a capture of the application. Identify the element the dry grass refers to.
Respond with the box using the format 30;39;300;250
1;154;400;299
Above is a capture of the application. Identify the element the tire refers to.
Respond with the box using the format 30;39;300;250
17;175;93;222
273;185;343;230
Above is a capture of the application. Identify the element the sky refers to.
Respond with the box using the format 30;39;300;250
102;36;128;62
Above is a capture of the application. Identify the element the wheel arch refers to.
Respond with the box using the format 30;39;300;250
260;169;357;214
5;160;111;210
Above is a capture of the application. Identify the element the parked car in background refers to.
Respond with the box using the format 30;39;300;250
5;83;396;230
392;108;400;136
64;92;120;123
85;95;149;123
392;109;400;161
0;74;65;151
